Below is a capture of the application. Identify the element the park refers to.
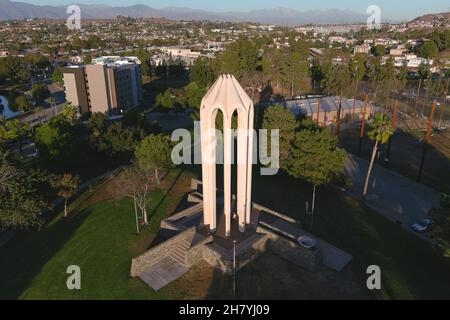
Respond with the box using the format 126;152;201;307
1;75;450;300
0;14;450;301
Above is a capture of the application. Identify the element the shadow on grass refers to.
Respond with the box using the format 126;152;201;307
0;208;92;299
144;169;185;249
252;170;450;299
149;169;184;220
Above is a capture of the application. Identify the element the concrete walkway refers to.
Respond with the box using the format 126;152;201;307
259;212;353;272
344;154;440;228
138;256;189;291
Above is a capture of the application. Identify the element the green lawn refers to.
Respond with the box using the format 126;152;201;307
0;169;192;300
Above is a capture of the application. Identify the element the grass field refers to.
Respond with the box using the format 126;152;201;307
0;168;195;300
1;165;450;299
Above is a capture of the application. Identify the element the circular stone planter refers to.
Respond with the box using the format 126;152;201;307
297;236;317;249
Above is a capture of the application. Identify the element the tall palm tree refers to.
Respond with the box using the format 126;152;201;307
362;113;394;200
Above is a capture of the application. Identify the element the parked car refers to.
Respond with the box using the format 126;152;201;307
411;219;432;233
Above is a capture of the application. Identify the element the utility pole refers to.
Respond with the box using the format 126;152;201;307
421;86;429;117
384;96;398;168
417;101;436;183
316;97;321;124
438;79;449;129
352;79;359;122
358;94;368;156
336;92;343;139
414;78;422;116
386;78;392;112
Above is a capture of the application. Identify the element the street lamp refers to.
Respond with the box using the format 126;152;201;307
134;198;140;235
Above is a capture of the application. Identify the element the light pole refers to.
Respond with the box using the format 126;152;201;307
134;197;140;235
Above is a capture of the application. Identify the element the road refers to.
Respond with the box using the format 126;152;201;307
21;104;64;127
344;154;440;233
20;83;66;127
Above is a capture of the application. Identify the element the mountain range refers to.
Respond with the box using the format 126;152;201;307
411;12;450;23
0;0;371;25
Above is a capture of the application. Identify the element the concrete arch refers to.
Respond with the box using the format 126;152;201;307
200;75;254;237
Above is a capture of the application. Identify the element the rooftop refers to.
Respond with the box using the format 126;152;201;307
275;96;367;117
93;56;141;66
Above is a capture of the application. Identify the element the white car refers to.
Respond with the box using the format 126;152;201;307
411;219;432;233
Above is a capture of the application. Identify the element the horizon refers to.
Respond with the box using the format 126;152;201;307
7;0;450;21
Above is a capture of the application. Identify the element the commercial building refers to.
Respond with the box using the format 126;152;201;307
160;47;202;65
62;56;142;115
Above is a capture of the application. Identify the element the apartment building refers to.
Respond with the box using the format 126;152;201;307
62;56;142;115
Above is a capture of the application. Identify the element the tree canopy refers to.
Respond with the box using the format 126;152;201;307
51;173;80;217
135;134;173;184
285;119;347;187
218;38;260;80
368;113;394;144
262;104;298;167
31;84;51;103
0;152;52;230
0;118;30;141
189;56;217;89
416;41;439;59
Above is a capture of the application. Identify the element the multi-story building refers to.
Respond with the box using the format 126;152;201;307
62;56;142;115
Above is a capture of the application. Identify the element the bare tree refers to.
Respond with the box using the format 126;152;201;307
113;165;152;230
240;71;268;103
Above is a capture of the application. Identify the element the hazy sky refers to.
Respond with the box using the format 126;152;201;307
17;0;450;21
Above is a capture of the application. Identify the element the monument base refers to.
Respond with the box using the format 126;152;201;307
130;179;349;291
154;180;322;274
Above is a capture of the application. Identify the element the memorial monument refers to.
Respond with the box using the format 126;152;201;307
200;74;254;237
